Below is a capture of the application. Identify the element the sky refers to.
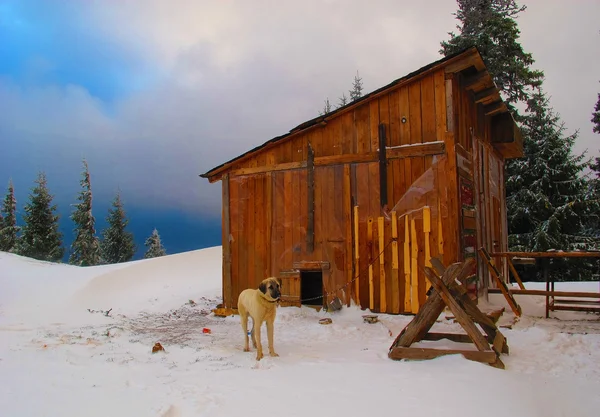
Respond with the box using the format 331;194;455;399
1;0;599;259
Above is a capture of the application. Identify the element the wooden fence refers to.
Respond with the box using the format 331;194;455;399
353;205;443;314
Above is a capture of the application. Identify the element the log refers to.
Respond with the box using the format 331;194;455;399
389;258;475;348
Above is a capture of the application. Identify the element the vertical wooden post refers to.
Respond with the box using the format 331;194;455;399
344;165;353;306
307;142;315;253
404;215;411;312
391;211;399;314
423;206;432;294
411;218;419;313
368;217;374;311
437;200;444;256
222;174;232;308
378;124;388;208
354;205;360;306
378;216;386;313
266;172;273;276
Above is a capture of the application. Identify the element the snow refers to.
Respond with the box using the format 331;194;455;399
1;248;600;416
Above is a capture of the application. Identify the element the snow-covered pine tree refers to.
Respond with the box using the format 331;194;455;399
16;172;64;262
506;88;594;281
144;228;167;259
440;0;543;116
99;192;136;264
69;159;100;266
349;71;363;102
0;179;20;252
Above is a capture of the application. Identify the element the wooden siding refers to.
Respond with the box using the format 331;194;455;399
219;64;511;312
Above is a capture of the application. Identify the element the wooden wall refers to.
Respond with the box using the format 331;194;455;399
221;66;509;311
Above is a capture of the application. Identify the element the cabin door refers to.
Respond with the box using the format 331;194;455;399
474;138;507;292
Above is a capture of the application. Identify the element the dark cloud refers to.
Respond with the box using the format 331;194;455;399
1;0;599;223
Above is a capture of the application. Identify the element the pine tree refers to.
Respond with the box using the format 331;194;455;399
337;92;348;108
349;71;363;102
144;228;167;259
506;88;594;280
69;159;100;266
0;179;20;252
16;172;64;262
99;192;136;264
440;0;544;115
592;92;600;134
319;98;332;115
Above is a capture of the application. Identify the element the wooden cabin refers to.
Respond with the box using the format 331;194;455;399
200;47;523;314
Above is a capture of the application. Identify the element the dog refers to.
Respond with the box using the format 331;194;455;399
237;277;282;361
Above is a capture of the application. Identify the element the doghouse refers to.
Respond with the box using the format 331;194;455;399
200;47;523;314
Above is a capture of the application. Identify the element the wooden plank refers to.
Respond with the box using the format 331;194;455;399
265;173;273;276
423;268;491;352
254;174;266;281
421;74;436;143
479;247;522;316
423;206;432;295
410;218;419;313
378;216;387;312
507;258;526;290
386;141;445;159
404;215;412;312
370;100;380;154
292;261;330;270
416;217;426;307
355;103;372;153
434;69;447;141
389;90;401;147
291;170;301;264
445;77;454;133
222;174;232;308
390;259;475;347
354;205;360;305
344;165;353;306
307;143;315;253
379;124;388;208
493;251;600;258
283;170;293;269
368;217;374;311
487;288;600;298
408;81;422;146
391;211;400;314
388;346;499;366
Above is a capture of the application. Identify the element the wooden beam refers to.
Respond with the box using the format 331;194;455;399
292;260;330;270
306;143;315;253
463;71;489;90
474;87;497;104
423;267;491;352
507;258;526;290
378;123;388;207
222;174;232;308
388;346;500;366
354;205;360;305
492;251;600;258
484;101;505;116
390;259;475;347
488;288;600;298
386;141;445;160
227;143;445;179
315;152;377;166
378;216;387;312
230;161;306;177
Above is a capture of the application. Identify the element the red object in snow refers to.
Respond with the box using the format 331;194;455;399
202;328;211;334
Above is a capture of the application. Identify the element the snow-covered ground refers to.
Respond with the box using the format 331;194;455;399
1;247;600;417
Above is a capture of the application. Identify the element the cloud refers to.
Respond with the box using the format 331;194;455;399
1;0;599;221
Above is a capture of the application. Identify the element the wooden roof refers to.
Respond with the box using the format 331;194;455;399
201;47;514;181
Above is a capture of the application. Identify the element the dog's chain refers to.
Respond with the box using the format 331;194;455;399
287;238;396;304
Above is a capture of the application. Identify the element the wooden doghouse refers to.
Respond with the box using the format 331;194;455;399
200;47;523;314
